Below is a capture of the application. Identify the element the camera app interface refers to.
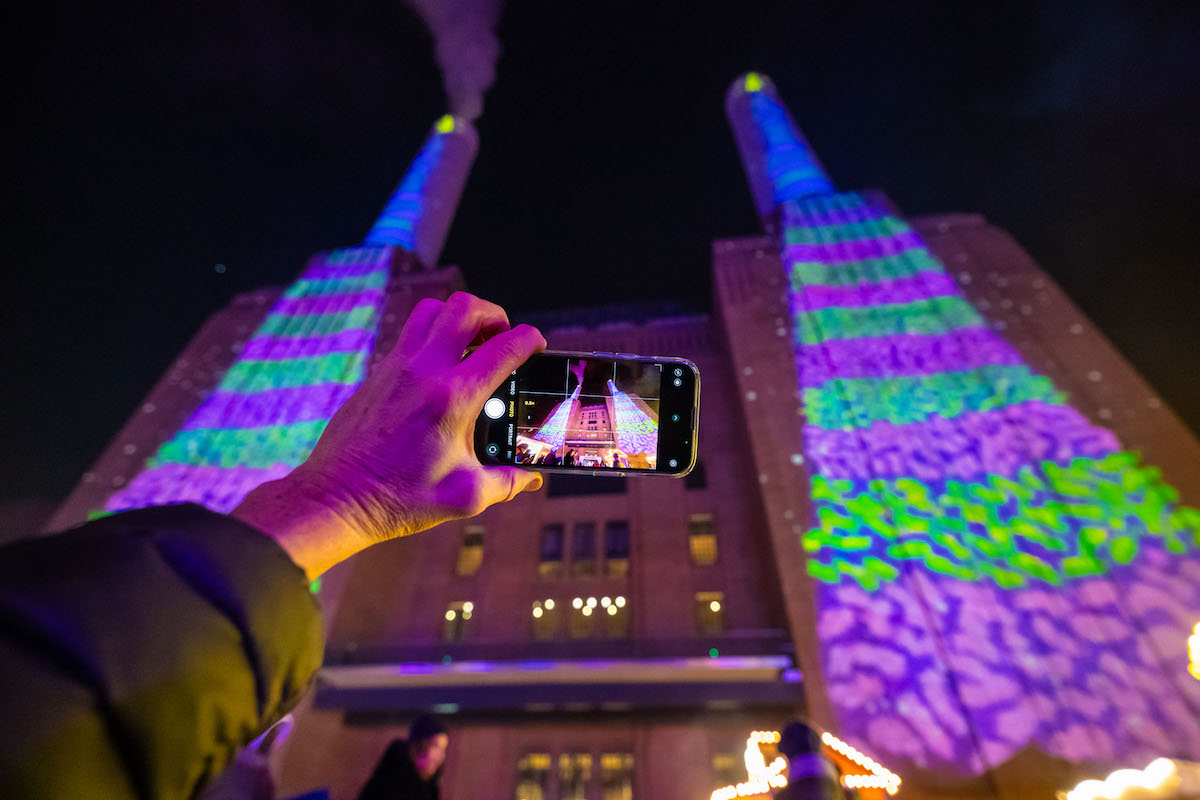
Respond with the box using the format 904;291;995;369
516;357;661;470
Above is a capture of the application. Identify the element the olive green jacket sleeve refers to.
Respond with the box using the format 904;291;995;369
0;504;324;799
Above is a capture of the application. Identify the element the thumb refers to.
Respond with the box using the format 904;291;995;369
479;466;543;506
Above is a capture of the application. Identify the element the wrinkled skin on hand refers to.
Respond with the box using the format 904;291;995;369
234;292;546;578
302;292;545;540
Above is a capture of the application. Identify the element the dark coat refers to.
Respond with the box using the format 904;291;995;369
0;504;324;799
357;740;440;800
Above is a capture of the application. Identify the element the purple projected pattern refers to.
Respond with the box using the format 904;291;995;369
607;380;658;456
104;246;391;514
728;72;1200;774
787;194;1200;773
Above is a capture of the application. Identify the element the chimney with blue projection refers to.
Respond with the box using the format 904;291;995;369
364;114;479;269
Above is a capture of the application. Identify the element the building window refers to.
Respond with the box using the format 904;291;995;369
685;460;707;489
694;592;724;635
456;525;484;576
712;752;739;791
516;753;551;800
539;524;564;580
532;598;558;640
601;753;634;800
601;595;629;638
604;521;630;578
571;522;597;577
688;513;717;565
547;473;628;496
560;753;592;800
443;601;474;642
569;595;598;639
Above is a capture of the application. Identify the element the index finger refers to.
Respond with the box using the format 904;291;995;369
460;324;546;406
426;292;511;362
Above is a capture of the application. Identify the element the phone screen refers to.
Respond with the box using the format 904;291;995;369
476;352;699;475
518;356;662;470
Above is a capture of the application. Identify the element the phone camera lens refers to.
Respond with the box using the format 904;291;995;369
673;378;682;387
668;458;678;468
486;443;499;456
671;413;680;423
673;368;683;377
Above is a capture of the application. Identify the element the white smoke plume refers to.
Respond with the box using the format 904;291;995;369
406;0;503;121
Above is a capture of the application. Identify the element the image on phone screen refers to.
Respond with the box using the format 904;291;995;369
515;357;661;471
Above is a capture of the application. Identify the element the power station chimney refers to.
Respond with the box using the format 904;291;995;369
364;114;479;269
725;73;835;218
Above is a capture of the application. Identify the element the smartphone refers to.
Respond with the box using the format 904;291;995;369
474;350;700;477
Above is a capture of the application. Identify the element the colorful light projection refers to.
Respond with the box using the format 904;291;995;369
606;380;658;456
363;127;445;252
363;114;478;269
729;74;1200;773
531;386;580;451
726;73;834;217
104;246;391;514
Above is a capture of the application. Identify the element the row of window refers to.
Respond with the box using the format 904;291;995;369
511;748;758;799
517;752;633;800
455;514;719;578
441;592;725;642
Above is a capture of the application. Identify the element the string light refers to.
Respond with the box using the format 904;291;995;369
606;605;617;616
587;597;598;608
445;610;456;621
710;600;722;613
601;596;612;607
582;606;593;617
572;597;583;610
544;598;555;610
615;596;626;608
1065;758;1177;800
709;731;788;800
532;607;543;619
821;732;900;794
1188;622;1200;680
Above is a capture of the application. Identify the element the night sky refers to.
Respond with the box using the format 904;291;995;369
6;0;1200;516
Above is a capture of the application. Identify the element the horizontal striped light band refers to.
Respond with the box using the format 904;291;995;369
105;246;391;514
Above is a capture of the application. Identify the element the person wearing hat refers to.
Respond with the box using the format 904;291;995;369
774;721;844;800
357;715;450;800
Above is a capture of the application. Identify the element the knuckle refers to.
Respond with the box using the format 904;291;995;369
413;297;443;315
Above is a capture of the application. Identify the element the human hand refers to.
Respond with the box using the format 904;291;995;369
233;292;546;579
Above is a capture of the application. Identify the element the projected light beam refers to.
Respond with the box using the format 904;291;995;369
607;380;658;456
532;386;580;451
